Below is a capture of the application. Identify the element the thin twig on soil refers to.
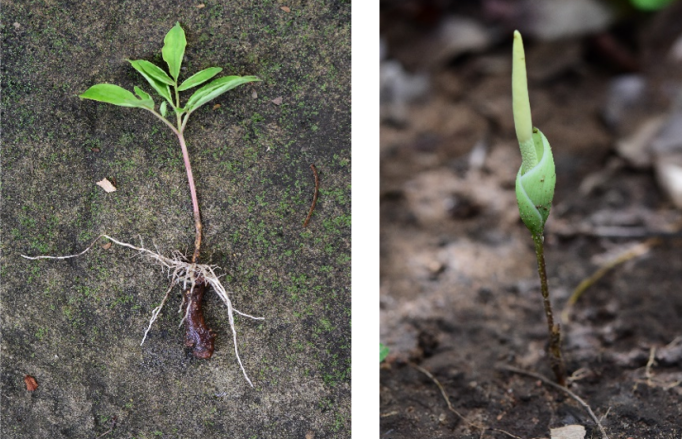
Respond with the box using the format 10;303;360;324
380;411;399;418
411;364;524;439
21;234;264;387
567;367;592;384
599;407;611;423
95;415;117;438
303;164;319;228
633;344;682;390
497;365;609;439
412;364;472;426
561;238;658;322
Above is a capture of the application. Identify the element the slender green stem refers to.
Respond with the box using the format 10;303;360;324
532;233;566;386
181;110;192;132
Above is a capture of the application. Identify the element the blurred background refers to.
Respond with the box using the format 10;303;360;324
380;1;682;437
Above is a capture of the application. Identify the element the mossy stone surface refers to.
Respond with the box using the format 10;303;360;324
1;1;350;437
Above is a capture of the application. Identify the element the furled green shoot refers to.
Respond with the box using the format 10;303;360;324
512;30;556;238
511;30;565;386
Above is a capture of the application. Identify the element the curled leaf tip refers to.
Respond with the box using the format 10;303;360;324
512;30;535;174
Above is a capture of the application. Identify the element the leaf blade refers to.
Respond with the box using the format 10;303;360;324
177;67;222;91
129;60;172;102
186;75;260;111
79;84;152;109
162;22;186;81
134;86;152;101
133;59;174;85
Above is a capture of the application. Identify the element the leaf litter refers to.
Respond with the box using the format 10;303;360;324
96;178;117;193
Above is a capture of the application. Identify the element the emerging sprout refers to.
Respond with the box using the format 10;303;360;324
512;30;566;386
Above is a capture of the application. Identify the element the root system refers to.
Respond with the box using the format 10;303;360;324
22;234;263;387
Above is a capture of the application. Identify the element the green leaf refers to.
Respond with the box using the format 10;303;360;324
186;75;260;111
134;86;152;101
79;84;153;109
159;101;167;117
162;22;186;81
380;343;389;363
129;60;172;102
177;67;222;91
515;128;556;237
129;60;174;85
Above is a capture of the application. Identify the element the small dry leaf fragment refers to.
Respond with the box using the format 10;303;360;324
13;22;21;29
212;104;221;110
101;242;112;250
96;178;117;193
272;96;283;105
91;147;100;152
196;3;205;8
281;6;291;12
252;90;258;99
550;425;586;439
305;432;314;439
24;375;38;391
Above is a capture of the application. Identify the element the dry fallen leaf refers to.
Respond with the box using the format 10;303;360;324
281;6;291;13
101;242;112;250
550;425;586;439
213;104;221;110
272;96;283;105
196;3;205;8
252;90;258;99
96;178;116;193
305;432;314;439
24;375;38;391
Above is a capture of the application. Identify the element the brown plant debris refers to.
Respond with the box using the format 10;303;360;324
303;164;319;228
24;375;38;391
96;178;117;193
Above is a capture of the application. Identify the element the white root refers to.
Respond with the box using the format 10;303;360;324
22;234;264;387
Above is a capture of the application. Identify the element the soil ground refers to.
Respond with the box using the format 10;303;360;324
381;3;682;438
1;1;350;438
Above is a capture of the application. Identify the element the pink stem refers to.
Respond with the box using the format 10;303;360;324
177;130;202;263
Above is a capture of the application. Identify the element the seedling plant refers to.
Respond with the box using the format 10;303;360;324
23;23;262;386
512;31;566;386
